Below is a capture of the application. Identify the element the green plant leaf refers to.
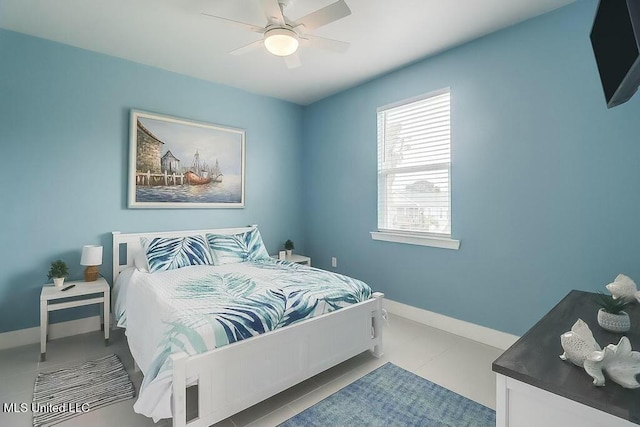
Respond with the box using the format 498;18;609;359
595;291;630;314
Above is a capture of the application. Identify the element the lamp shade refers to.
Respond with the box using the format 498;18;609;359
264;28;299;56
80;245;103;266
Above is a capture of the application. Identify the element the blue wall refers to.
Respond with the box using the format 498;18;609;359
3;0;640;338
301;0;640;335
0;29;304;333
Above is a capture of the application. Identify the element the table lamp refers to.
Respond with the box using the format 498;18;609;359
80;245;103;282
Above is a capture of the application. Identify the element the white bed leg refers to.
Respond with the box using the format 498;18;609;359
171;352;189;427
371;292;385;358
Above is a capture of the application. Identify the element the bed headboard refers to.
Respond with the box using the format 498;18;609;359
112;226;256;283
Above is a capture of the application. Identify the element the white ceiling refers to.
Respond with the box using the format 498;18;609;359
0;0;574;105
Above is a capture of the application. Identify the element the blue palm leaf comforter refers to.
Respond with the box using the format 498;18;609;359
116;259;372;420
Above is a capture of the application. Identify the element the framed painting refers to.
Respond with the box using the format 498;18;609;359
128;110;245;208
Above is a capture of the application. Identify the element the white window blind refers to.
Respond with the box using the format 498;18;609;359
377;88;451;238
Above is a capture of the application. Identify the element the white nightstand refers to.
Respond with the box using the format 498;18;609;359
40;277;110;361
271;254;311;266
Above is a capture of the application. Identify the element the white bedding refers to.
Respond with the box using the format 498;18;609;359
114;260;372;421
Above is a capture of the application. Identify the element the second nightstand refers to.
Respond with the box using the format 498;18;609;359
271;254;311;266
40;277;110;361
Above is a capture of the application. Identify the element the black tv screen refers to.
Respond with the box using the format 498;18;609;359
590;0;640;108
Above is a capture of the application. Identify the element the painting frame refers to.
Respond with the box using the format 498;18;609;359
128;110;245;209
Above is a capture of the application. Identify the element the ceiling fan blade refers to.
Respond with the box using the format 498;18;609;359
229;40;264;55
300;34;350;53
284;52;302;69
294;0;351;31
201;13;264;33
261;0;286;26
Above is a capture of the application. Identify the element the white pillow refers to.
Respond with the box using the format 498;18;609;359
206;227;270;265
134;248;149;272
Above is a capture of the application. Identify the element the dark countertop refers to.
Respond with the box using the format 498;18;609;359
492;290;640;425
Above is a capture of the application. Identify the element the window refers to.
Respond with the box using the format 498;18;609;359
373;88;459;249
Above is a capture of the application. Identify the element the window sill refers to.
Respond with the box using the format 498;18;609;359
370;231;460;250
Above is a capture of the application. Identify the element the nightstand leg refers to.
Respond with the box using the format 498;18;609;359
40;300;47;361
100;302;104;331
103;290;110;346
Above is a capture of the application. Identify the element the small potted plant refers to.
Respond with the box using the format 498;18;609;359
595;292;631;333
47;260;69;287
284;239;294;257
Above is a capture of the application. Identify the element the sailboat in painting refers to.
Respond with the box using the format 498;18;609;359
184;150;212;185
212;159;223;183
184;151;224;185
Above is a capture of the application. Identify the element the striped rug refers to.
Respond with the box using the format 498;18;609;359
280;363;495;427
32;354;136;427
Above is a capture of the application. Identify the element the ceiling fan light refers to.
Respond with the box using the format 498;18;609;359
264;28;299;56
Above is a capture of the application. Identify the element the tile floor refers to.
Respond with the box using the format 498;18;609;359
0;314;504;426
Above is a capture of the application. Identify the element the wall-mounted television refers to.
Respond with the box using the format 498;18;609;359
590;0;640;108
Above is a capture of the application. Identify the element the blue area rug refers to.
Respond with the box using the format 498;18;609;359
280;363;495;427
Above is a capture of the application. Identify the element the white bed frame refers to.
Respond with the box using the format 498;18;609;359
112;227;384;427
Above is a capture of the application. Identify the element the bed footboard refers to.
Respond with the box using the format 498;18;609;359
371;292;384;358
171;292;385;427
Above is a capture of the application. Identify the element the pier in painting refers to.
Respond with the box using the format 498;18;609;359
132;113;243;205
135;121;224;188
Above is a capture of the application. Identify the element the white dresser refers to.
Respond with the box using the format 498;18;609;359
492;290;639;427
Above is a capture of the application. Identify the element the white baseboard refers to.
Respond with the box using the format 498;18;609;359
385;299;520;350
1;302;518;352
0;316;102;350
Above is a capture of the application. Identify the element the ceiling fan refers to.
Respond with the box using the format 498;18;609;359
202;0;352;68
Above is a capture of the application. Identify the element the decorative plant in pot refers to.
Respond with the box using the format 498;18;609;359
595;292;631;333
284;239;294;257
47;260;69;287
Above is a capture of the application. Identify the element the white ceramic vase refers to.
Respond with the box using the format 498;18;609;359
597;309;630;333
53;277;65;287
286;250;293;257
